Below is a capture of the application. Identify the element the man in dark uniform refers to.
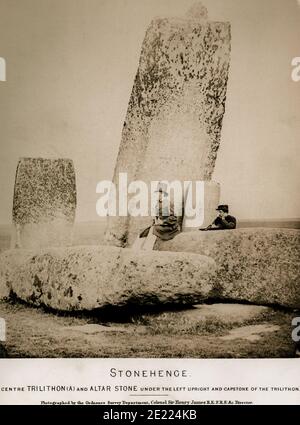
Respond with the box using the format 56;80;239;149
200;204;236;231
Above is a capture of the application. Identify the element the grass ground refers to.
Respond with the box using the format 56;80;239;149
0;300;296;358
0;224;298;358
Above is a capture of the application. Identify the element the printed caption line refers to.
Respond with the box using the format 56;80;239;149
129;394;169;397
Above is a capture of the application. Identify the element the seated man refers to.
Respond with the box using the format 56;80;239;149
200;204;236;231
132;182;181;250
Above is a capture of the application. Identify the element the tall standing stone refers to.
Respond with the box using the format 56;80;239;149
11;158;76;249
106;3;231;246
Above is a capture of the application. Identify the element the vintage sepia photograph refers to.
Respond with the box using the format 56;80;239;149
0;0;299;370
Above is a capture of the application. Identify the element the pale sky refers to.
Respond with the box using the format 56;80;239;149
0;0;299;223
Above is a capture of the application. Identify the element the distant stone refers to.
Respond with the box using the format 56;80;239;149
158;228;300;308
0;246;216;311
11;158;76;249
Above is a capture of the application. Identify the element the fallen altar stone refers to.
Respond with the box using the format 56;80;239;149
106;3;231;246
157;228;300;308
11;157;76;249
0;246;215;311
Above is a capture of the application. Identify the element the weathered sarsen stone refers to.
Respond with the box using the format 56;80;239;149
157;228;300;308
0;246;216;311
12;158;76;249
106;3;231;246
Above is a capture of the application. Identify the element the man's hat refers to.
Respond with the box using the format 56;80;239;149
216;204;229;213
154;182;168;195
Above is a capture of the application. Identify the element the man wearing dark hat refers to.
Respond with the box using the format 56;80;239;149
200;204;236;231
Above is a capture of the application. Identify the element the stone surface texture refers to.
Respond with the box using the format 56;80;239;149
12;158;76;249
0;246;216;311
106;9;231;246
157;228;300;308
182;180;220;231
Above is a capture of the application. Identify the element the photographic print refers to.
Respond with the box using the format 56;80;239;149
0;0;299;406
